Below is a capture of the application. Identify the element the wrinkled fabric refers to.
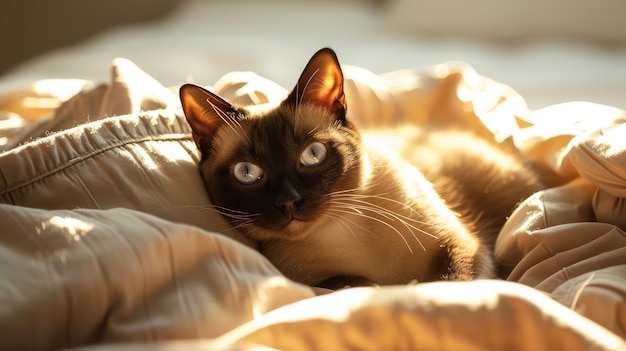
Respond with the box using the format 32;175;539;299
0;205;313;350
0;58;625;350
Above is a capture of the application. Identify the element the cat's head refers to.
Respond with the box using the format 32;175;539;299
180;48;364;241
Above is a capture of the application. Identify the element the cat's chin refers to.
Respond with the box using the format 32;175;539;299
278;219;312;241
251;219;315;242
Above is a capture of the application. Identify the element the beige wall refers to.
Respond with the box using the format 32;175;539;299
385;0;626;44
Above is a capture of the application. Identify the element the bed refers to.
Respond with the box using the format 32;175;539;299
1;1;626;350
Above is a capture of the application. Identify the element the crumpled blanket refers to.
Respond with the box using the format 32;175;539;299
0;58;624;350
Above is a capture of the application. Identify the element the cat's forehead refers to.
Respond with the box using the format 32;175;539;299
214;104;338;160
254;104;337;135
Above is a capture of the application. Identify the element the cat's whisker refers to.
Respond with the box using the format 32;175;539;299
331;201;399;223
325;186;376;196
328;191;428;226
176;204;209;211
209;204;260;216
328;200;424;250
223;219;257;232
326;210;380;239
326;186;426;221
210;210;258;221
326;207;414;253
331;193;423;219
177;204;244;217
177;204;259;242
332;197;431;233
327;196;440;251
192;204;261;222
327;201;404;229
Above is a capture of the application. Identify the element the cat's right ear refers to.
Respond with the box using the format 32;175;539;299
179;84;239;147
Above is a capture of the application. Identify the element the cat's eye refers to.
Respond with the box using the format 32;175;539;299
233;162;263;185
300;142;327;167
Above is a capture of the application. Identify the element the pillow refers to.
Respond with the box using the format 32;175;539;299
0;59;287;249
0;204;315;348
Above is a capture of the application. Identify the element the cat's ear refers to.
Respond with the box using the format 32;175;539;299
286;48;347;120
179;83;240;146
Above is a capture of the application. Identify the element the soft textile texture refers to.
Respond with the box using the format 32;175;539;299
0;58;625;350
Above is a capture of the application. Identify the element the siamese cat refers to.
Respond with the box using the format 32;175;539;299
179;48;545;289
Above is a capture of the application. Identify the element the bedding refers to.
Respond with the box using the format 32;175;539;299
0;57;625;350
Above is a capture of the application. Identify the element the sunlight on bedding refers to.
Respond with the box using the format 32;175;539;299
32;79;88;102
22;97;61;109
251;276;310;319
123;140;194;171
131;146;159;171
0;112;26;148
40;215;94;243
163;141;199;162
589;123;626;159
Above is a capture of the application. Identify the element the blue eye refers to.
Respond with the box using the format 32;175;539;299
300;142;327;167
233;162;263;184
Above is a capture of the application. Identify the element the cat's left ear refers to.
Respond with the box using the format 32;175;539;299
286;48;347;121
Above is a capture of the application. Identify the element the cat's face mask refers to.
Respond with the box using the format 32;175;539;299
180;48;364;241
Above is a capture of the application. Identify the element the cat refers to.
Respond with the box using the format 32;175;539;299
179;48;547;289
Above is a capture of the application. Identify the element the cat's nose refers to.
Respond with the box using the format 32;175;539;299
276;178;302;214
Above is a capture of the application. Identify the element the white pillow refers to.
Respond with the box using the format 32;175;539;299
0;59;288;249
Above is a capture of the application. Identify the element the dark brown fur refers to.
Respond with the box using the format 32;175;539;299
180;48;546;288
